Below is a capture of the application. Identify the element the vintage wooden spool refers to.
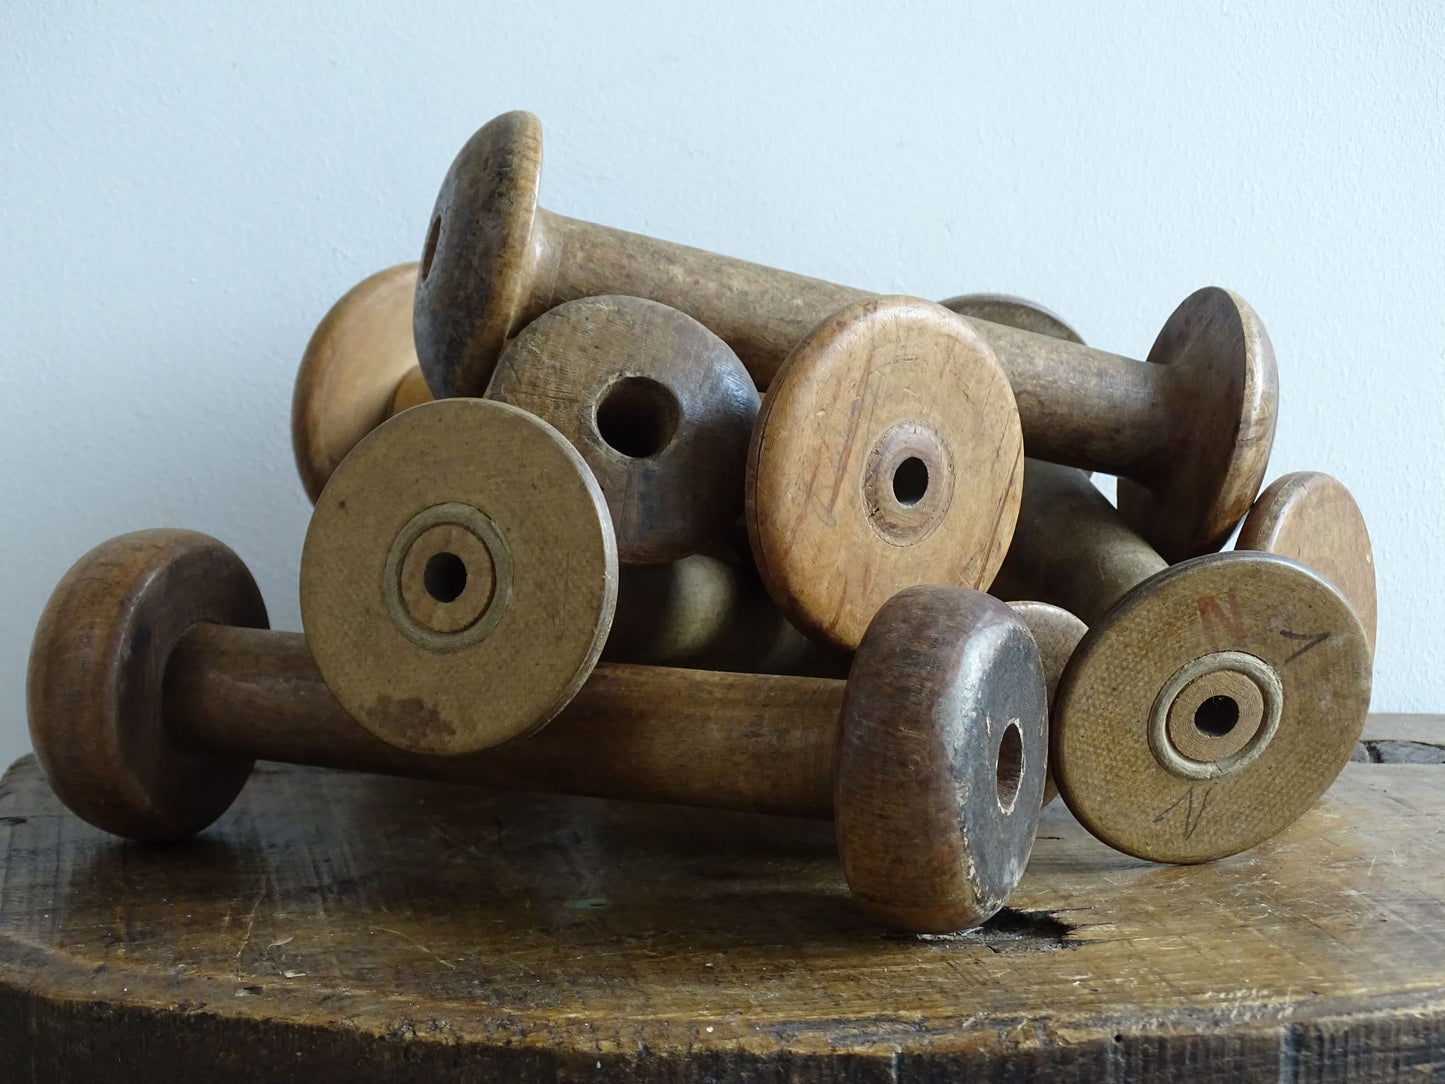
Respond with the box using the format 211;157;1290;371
486;295;759;565
27;529;1048;934
746;295;1023;649
300;397;618;757
292;263;426;503
993;460;1372;863
415;110;1276;560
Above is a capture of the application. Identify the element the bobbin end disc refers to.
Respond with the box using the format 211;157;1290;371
747;296;1024;650
1053;551;1371;863
1008;600;1088;807
301;398;618;757
1237;471;1377;656
1116;287;1279;562
293;263;422;503
837;586;1047;933
939;293;1085;345
26;530;265;841
413;110;543;398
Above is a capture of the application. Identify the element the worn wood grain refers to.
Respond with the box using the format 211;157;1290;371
746;296;1023;649
0;721;1441;1081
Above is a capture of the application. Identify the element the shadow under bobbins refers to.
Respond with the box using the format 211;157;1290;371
486;295;760;564
301;397;618;756
28;530;1049;934
417;110;1276;560
996;460;1372;863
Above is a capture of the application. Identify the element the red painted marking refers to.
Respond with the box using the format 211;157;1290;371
1197;587;1246;643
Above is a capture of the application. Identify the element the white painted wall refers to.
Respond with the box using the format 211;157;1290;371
2;3;1440;769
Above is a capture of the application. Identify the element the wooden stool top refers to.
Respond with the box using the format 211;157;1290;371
0;714;1442;1081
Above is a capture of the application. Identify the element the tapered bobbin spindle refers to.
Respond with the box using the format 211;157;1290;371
28;530;1048;934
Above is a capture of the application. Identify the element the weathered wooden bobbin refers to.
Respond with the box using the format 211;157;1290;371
300;397;618;757
994;460;1372;863
28;529;1048;934
416;111;1276;559
291;263;429;503
746;295;1023;649
486;295;760;564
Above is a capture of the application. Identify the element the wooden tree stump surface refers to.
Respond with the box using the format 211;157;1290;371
0;714;1441;1081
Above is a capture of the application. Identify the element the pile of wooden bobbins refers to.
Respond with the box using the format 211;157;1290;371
27;110;1377;937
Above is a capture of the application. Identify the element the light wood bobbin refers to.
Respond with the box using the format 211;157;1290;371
300;398;617;757
292;264;427;503
1238;471;1377;656
746;296;1023;649
29;535;1047;934
486;295;760;565
998;460;1372;863
416;112;1274;560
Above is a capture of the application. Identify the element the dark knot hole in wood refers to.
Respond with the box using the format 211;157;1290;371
594;376;682;459
996;720;1024;814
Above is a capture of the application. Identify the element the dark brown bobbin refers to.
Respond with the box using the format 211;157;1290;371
292;263;424;503
29;537;1048;934
486;295;760;565
300;397;618;757
940;288;1278;562
1237;471;1377;657
997;459;1372;863
416;113;1274;560
25;529;267;841
747;296;1024;650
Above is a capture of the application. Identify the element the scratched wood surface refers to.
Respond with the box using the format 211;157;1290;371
0;717;1443;1081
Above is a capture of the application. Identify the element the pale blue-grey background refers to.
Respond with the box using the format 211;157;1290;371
2;3;1440;768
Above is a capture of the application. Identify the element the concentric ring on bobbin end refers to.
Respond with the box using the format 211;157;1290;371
487;295;761;564
836;586;1048;933
300;397;618;757
1051;550;1371;863
292;263;421;503
413;110;543;398
26;529;266;841
746;296;1024;650
1116;287;1279;563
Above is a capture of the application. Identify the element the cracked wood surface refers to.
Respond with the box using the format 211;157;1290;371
0;715;1443;1080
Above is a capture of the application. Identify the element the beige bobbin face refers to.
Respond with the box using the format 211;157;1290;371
300;398;618;757
747;296;1024;650
1052;551;1372;863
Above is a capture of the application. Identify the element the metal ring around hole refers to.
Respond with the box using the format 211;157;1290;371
1147;651;1284;780
382;502;514;652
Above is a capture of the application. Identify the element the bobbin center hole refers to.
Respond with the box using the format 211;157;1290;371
596;376;682;459
1193;694;1239;738
423;551;468;604
996;721;1024;814
892;456;928;506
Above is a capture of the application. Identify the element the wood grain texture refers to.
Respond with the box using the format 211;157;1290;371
1238;471;1377;656
292;264;422;502
747;296;1023;649
486;295;759;565
300;398;618;756
0;727;1441;1081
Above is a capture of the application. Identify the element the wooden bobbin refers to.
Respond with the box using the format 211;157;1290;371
1008;601;1088;807
1237;471;1377;656
292;264;426;503
300;398;618;757
416;111;1275;560
997;460;1372;863
486;295;760;565
746;296;1023;650
29;538;1048;934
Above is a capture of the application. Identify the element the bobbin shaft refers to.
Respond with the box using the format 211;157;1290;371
166;625;841;818
991;459;1167;622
